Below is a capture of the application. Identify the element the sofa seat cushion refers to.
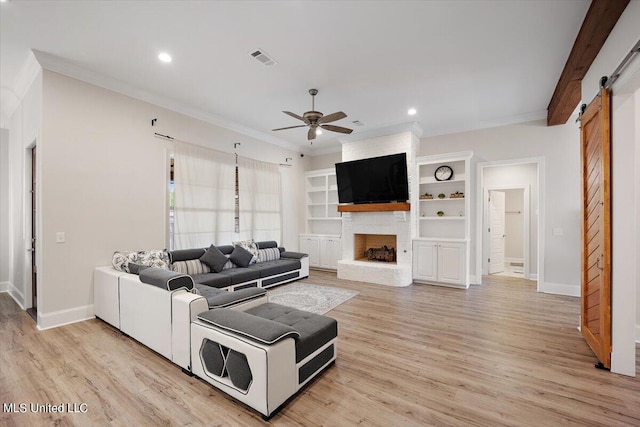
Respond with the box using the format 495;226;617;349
194;284;266;308
245;303;337;363
192;273;232;289
219;268;260;285
247;259;301;278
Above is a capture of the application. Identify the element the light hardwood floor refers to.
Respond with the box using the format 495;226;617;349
1;272;639;426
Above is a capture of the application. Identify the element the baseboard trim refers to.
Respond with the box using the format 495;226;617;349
37;304;95;331
0;282;25;309
529;273;538;281
540;282;580;297
636;325;640;344
469;275;482;285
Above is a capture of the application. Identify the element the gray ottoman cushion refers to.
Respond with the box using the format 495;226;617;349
198;309;300;344
245;303;338;363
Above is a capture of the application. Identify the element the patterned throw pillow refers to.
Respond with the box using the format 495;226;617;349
112;250;169;273
171;260;211;275
232;239;259;265
257;248;280;263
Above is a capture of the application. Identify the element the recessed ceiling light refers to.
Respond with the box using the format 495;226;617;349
158;52;172;63
316;129;323;135
408;108;417;116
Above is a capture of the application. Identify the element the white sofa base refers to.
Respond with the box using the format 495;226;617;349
190;318;337;418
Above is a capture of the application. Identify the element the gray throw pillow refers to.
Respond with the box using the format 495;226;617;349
229;245;254;268
200;245;229;273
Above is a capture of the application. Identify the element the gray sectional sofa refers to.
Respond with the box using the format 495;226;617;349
168;241;309;291
93;240;337;419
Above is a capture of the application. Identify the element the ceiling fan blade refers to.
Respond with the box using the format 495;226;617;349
283;111;307;123
272;125;307;131
318;111;347;124
321;124;353;134
308;127;317;140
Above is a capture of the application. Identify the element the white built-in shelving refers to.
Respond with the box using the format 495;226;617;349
413;151;473;288
301;168;341;270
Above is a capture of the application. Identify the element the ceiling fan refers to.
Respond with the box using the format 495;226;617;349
272;89;353;142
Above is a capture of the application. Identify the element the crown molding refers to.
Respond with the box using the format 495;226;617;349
31;50;303;154
338;121;423;144
1;51;42;122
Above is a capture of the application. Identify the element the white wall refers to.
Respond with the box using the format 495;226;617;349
580;0;639;375
420;119;580;291
306;151;341;171
0;128;9;287
35;70;304;328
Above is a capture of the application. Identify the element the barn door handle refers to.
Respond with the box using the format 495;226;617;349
596;255;604;271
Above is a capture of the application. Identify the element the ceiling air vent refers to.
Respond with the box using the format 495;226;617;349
352;120;365;126
250;49;277;67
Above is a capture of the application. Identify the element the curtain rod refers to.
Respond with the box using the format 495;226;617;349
154;132;284;168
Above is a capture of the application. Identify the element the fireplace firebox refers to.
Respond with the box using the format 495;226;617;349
354;234;397;263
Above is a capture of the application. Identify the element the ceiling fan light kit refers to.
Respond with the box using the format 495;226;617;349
272;88;353;142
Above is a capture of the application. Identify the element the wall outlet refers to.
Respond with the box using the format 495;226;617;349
56;232;65;243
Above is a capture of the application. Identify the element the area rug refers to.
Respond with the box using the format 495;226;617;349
268;283;358;315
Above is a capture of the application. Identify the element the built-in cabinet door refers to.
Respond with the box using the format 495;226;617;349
413;241;438;282
299;236;320;267
313;237;341;270
437;242;465;285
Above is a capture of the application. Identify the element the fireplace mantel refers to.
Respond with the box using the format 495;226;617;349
337;202;410;213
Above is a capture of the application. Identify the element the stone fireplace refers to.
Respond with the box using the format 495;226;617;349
336;125;420;287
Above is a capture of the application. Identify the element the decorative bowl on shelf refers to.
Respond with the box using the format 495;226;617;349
420;193;433;200
437;193;446;199
437;211;444;217
450;191;464;199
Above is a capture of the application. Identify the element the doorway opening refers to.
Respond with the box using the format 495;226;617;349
487;187;528;278
26;145;37;322
477;159;542;289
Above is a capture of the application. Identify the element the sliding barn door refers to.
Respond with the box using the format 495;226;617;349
580;87;612;369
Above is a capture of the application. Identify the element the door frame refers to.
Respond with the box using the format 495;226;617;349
483;185;530;279
24;134;42;322
476;157;544;291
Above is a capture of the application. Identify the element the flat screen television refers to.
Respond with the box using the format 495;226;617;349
335;153;409;204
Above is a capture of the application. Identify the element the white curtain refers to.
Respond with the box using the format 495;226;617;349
172;142;236;249
237;156;282;242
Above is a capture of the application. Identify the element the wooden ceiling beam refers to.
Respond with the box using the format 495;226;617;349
547;0;629;126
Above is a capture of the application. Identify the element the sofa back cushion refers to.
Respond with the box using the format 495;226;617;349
256;241;278;249
168;248;206;263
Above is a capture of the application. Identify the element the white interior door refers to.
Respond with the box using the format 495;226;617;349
489;190;506;274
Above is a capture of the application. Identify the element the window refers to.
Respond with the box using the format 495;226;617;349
169;142;281;249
